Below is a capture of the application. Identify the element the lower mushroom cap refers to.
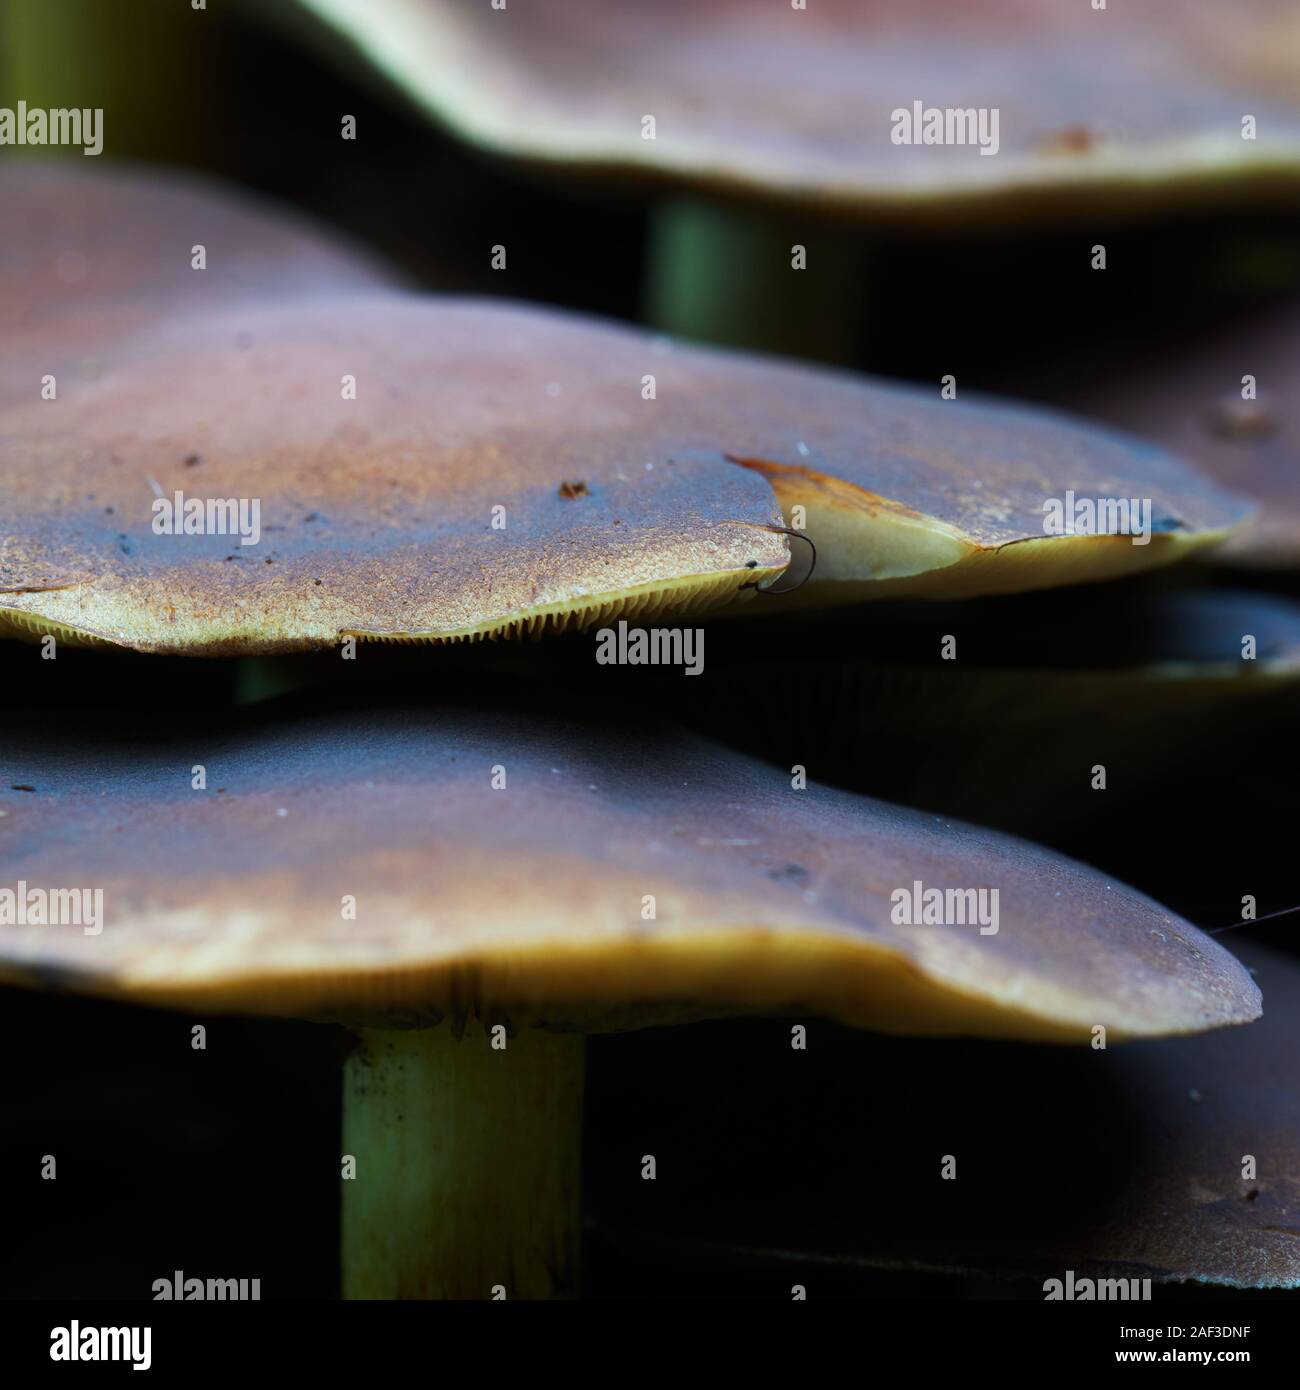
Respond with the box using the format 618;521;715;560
0;705;1259;1041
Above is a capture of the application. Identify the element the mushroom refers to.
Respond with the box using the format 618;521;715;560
0;160;391;400
708;381;1251;603
0;163;396;634
286;0;1300;354
0;704;1260;1297
596;940;1299;1290
0;168;788;651
1013;299;1300;569
0;164;1251;648
289;0;1300;218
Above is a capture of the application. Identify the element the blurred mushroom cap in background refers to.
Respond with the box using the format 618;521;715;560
596;941;1299;1289
1042;299;1300;569
292;0;1300;222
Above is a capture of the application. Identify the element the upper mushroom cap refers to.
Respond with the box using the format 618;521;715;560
295;0;1300;219
0;167;793;651
0;292;789;651
0;161;393;410
0;165;1251;650
1042;301;1300;569
0;705;1260;1041
715;379;1250;602
0;292;1252;646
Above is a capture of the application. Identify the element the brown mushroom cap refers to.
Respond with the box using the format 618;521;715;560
1038;301;1300;568
0;292;789;651
0;164;791;649
0;706;1259;1041
601;941;1297;1288
295;0;1300;219
1089;941;1300;1286
0;161;393;412
717;380;1250;604
0;236;1248;650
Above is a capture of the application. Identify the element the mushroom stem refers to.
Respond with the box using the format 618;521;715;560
341;1022;585;1299
642;197;870;364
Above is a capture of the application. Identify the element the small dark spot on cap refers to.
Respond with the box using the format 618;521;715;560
745;559;758;569
10;784;36;792
1246;1188;1260;1202
314;578;323;586
184;453;202;467
558;480;589;499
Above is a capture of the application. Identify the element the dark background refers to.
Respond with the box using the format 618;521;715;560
2;0;1298;1299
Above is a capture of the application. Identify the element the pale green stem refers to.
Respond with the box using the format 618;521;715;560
342;1022;586;1299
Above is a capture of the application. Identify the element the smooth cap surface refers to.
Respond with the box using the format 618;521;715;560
0;705;1260;1040
296;0;1300;219
1;185;1248;648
